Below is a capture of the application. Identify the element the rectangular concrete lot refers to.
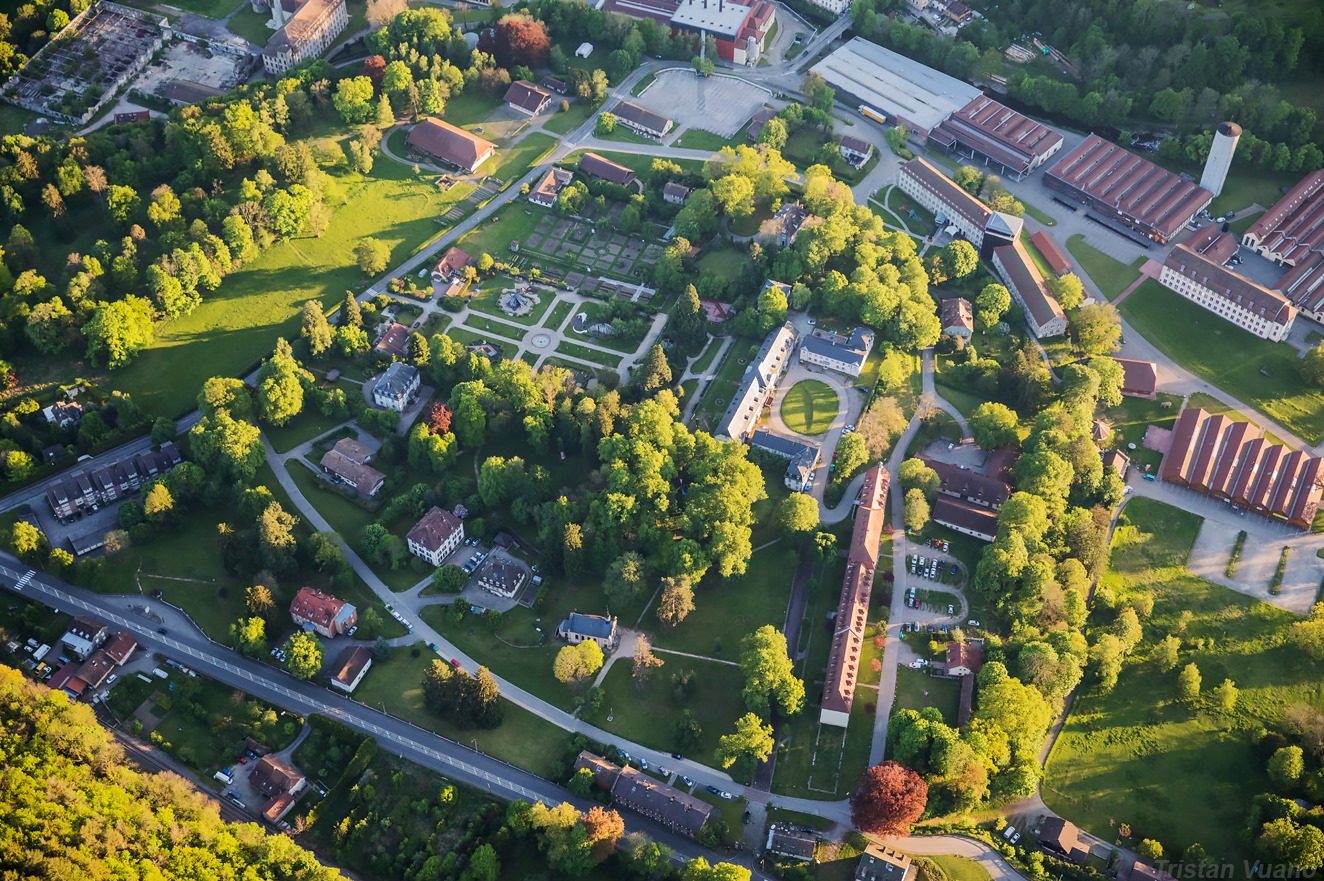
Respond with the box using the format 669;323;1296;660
635;70;769;138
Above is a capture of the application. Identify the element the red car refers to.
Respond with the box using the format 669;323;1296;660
238;756;248;764
450;659;462;668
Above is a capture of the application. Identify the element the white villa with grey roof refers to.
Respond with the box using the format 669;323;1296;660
799;327;874;376
373;362;420;412
556;612;619;652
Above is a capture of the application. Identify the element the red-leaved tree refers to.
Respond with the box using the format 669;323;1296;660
426;402;453;436
493;13;550;69
361;55;387;86
850;761;928;836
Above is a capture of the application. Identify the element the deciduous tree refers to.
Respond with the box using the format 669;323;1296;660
657;575;695;627
715;712;775;768
283;631;325;680
850;761;929;835
739;625;805;718
553;640;604;685
777;493;820;536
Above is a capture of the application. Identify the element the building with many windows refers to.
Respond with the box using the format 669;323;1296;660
798;327;875;376
715;322;797;442
260;0;349;74
897;157;1022;257
991;240;1067;339
406;506;465;566
1158;228;1296;341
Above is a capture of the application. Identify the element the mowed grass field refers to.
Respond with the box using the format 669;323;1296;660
107;159;460;417
1065;234;1144;299
1120;279;1324;444
1044;497;1323;861
779;379;838;436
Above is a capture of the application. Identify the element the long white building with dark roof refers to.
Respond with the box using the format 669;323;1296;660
715;322;797;442
1159;227;1297;341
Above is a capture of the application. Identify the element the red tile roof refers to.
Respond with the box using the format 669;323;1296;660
945;641;983;675
406;118;495;172
101;631;137;665
289;587;350;631
1244;169;1324;264
822;466;889;723
579;152;635;186
330;646;372;689
1045;134;1212;242
375;322;410;357
434;246;474;280
931;96;1063;176
1030;230;1071;275
1113;358;1157;396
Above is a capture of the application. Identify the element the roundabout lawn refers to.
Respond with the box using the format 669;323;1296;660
780;380;838;436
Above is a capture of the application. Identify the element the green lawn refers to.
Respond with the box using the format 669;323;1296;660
630;73;657;96
542;101;595;135
1021;200;1056;227
1065;234;1144;299
779;379;838;436
696;247;753;280
584;659;747;762
1105;392;1182;475
226;5;273;44
1207;168;1302;217
283;460;424;592
652;544;798;658
354;644;571;777
892;665;961;727
107;160;462;418
595;126;657;146
544;299;575;331
445;90;504;128
462;314;530;341
1229;210;1264;236
675;128;737;152
773;689;877;800
485;132;557;182
1120;279;1324;444
457;205;546;261
924;854;993;881
263;409;351;454
730;204;775;238
561;149;705;177
1044;497;1322;863
554;341;622;368
466;280;555;327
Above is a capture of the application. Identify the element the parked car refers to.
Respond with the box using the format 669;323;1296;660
1003;825;1017;841
706;785;722;795
671;752;684;760
949;564;958;576
947;604;955;615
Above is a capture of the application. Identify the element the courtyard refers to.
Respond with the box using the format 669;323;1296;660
634;69;771;138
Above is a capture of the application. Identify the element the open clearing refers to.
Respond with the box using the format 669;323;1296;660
1043;497;1321;863
1119;280;1324;444
779;379;839;436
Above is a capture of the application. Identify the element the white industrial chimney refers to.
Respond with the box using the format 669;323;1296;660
1200;121;1242;198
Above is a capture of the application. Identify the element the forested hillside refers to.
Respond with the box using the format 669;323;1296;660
0;664;343;880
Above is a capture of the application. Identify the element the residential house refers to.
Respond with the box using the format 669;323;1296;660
329;646;373;693
579;152;636;186
375;322;410;358
528;167;573;207
1038;817;1089;864
48;662;86;699
663;181;691;204
932;496;999;542
44;442;183;521
373;362;420;412
101;631;138;666
61;616;108;661
540;75;568;94
289;586;358;638
556;612;620;652
856;844;913;881
699;299;734;323
42;401;83;429
477;558;527;598
406;506;465;566
747;108;777;140
503;80;553;115
320;439;386;497
940;297;974;337
839;135;873;168
944;1;974;24
1102;449;1130;480
767;825;817;862
432;247;474;285
799;327;875;377
406;118;496;173
759;201;809;247
715;321;797;442
945;641;983;677
749;430;821;491
612;101;673;139
75;650;117;690
248;754;308;824
1115;358;1158;398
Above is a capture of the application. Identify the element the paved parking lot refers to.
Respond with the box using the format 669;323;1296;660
635;70;771;137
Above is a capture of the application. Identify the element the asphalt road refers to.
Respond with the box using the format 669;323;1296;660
0;551;767;872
